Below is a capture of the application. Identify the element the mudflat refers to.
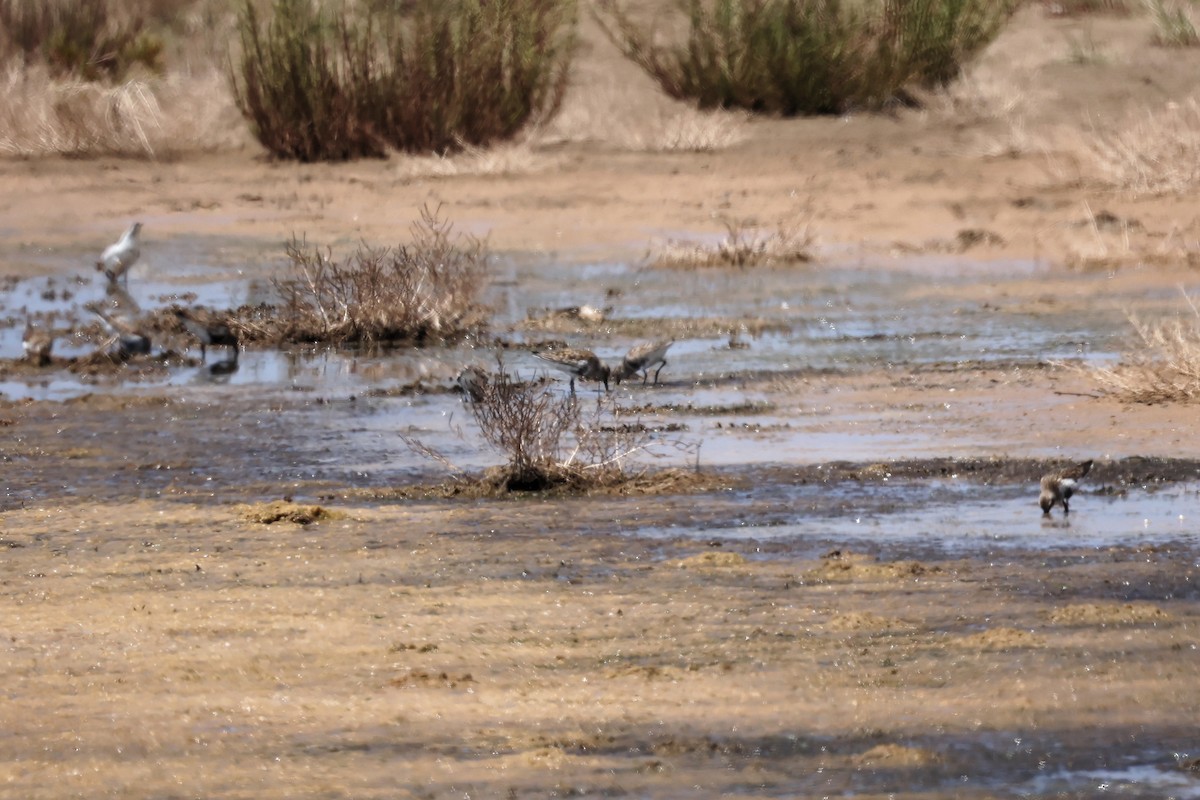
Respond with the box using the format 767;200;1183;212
2;7;1199;798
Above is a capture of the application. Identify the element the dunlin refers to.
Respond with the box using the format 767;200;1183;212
84;299;150;357
456;365;489;402
96;222;142;285
22;321;54;366
613;340;674;385
174;307;239;361
533;347;611;393
1039;459;1093;516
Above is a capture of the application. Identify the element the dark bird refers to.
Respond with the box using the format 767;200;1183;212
533;347;610;393
22;321;54;366
174;307;239;361
95;222;142;285
613;340;674;385
84;300;150;358
1039;459;1093;516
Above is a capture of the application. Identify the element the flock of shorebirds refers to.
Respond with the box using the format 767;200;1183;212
21;221;240;373
18;223;1091;517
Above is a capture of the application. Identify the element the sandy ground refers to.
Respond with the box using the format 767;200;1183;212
2;5;1200;798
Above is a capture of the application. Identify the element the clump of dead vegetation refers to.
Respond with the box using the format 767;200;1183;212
238;500;336;525
268;206;488;345
1088;292;1200;403
403;361;698;495
1084;97;1200;194
652;214;815;268
0;0;243;158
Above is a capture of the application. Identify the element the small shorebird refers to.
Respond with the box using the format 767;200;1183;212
84;300;150;357
22;321;54;366
613;340;674;385
1039;459;1093;516
533;347;610;393
96;222;142;285
173;307;239;361
456;365;489;402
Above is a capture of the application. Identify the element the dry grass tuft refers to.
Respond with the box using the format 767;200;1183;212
393;140;558;179
1147;0;1200;47
652;214;815;268
1088;293;1200;403
238;501;336;525
1083;98;1200;194
0;65;244;157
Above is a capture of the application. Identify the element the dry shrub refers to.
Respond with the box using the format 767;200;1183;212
0;65;244;157
231;0;575;161
271;206;488;345
0;0;165;81
464;367;656;492
1089;295;1200;403
1083;98;1200;194
403;361;682;494
596;0;1016;116
652;214;815;268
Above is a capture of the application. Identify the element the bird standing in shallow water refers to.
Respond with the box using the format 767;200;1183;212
1039;459;1093;515
84;300;150;358
173;307;239;361
613;340;674;385
533;347;611;393
22;321;54;366
96;222;142;285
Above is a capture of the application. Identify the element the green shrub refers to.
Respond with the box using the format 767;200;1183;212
0;0;164;81
231;0;575;161
595;0;1013;115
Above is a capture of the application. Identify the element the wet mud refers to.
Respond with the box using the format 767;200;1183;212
3;245;1200;798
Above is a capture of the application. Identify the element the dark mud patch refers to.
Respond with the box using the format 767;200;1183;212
339;466;732;501
764;456;1200;487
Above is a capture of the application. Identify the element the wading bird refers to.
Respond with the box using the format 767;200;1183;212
613;340;674;385
22;321;54;366
84;300;150;358
533;347;611;393
173;307;239;361
96;222;142;285
1039;459;1093;516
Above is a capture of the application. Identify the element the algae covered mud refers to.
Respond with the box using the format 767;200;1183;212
3;239;1200;798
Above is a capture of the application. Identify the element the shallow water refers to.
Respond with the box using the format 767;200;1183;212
2;239;1196;548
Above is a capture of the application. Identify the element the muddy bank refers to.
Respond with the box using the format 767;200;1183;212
1;497;1197;798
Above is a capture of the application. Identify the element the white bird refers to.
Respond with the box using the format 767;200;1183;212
95;222;142;285
1039;459;1093;516
613;340;674;385
533;347;611;393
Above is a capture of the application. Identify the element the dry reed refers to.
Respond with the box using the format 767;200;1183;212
1089;293;1200;403
0;65;243;157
